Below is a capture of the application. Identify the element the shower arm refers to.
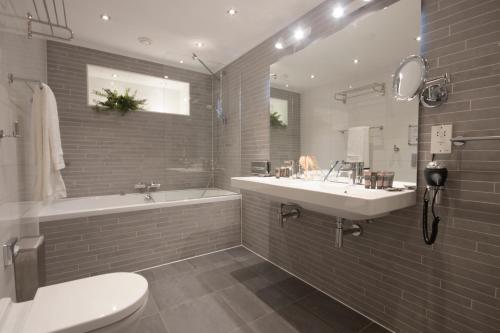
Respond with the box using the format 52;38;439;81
192;53;216;76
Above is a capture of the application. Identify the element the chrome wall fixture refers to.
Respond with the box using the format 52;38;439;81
27;0;73;41
393;55;450;108
451;135;500;146
338;125;383;134
8;73;44;92
335;217;362;248
334;82;386;104
278;203;301;227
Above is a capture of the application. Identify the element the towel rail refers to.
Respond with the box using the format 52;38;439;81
339;126;384;134
451;135;500;146
8;73;44;91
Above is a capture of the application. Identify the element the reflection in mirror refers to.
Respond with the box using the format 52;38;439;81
270;0;420;185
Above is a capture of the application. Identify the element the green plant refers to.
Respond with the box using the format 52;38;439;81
270;111;287;128
93;88;146;115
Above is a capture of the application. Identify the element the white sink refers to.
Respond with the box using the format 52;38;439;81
231;177;416;220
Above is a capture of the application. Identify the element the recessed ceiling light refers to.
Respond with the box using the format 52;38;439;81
285;84;289;88
275;41;284;50
164;75;169;79
112;74;118;78
227;8;237;15
332;6;345;18
100;14;110;21
138;37;152;46
179;60;184;64
353;59;359;64
195;41;204;48
310;74;315;79
294;28;305;40
415;36;422;41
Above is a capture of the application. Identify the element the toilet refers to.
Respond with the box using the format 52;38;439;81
0;272;149;333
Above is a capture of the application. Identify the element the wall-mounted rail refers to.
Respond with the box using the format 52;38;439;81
451;135;500;146
339;125;384;134
334;82;385;104
8;73;44;92
27;0;73;41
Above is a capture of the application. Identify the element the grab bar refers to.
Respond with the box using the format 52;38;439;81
451;135;500;146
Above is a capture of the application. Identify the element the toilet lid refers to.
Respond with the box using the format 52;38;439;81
22;272;148;333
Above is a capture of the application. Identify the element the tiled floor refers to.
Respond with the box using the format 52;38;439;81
133;247;390;333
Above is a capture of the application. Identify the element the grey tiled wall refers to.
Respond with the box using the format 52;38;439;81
47;42;213;197
270;88;301;170
218;0;500;332
40;198;241;284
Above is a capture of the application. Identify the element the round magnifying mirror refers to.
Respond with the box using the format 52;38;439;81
393;55;428;101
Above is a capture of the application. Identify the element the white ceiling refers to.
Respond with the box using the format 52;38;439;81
271;0;421;92
2;0;325;73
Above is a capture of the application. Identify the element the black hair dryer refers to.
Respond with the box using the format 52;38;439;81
422;161;448;245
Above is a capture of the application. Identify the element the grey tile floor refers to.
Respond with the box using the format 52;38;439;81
132;247;390;333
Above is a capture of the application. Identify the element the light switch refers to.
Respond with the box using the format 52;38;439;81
430;124;452;154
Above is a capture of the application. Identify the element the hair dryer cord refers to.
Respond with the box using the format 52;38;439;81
423;188;440;245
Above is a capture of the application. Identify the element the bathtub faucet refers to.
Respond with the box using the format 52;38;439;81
134;181;160;202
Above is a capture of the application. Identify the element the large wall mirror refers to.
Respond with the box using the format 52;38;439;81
270;0;420;185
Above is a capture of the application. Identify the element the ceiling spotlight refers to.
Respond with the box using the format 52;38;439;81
138;37;152;46
275;41;284;50
353;59;359;64
179;60;184;64
163;75;169;79
100;14;111;21
227;8;238;15
415;36;422;41
332;6;345;18
294;28;305;41
310;74;315;79
112;74;118;78
285;84;289;88
195;41;204;48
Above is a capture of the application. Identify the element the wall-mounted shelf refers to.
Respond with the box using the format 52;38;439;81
451;135;500;146
27;0;73;41
334;82;385;104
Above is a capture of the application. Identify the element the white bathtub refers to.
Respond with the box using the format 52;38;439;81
33;188;240;222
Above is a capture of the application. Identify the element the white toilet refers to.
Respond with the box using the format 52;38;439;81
0;272;149;333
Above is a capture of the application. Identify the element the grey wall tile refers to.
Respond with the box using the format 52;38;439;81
212;0;500;332
40;199;241;284
47;42;214;197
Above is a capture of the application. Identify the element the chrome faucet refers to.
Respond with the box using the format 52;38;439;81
324;161;364;185
134;181;160;202
324;160;340;181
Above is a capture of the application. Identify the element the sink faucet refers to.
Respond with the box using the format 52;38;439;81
324;161;363;185
324;160;340;182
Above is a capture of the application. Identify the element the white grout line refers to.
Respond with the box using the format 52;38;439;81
241;245;397;333
133;245;242;273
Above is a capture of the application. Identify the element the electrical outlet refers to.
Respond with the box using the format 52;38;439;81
431;124;452;154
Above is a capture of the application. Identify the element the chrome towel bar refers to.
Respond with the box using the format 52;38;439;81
451;135;500;146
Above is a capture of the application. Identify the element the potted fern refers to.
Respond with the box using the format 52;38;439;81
93;88;146;115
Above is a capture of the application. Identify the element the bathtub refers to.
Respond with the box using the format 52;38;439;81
34;188;240;222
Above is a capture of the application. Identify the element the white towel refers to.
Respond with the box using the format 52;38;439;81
346;126;370;166
33;83;67;201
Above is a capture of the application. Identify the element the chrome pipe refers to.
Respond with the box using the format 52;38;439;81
335;217;363;248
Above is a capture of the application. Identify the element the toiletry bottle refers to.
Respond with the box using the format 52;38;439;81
370;172;377;189
363;168;371;189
